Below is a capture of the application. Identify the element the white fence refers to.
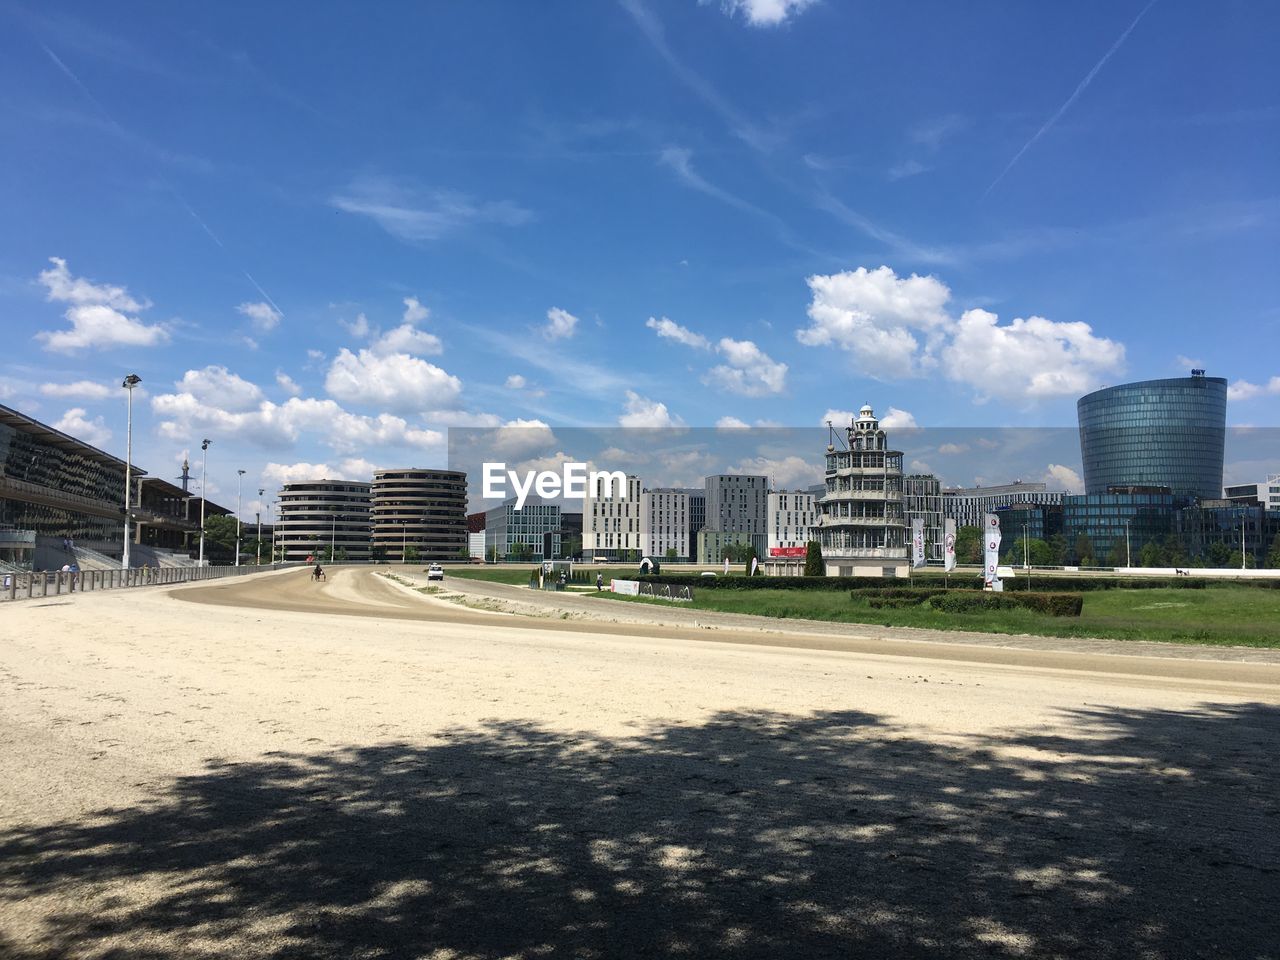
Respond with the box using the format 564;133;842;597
1;563;303;603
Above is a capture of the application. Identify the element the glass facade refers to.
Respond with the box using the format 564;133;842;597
1077;375;1226;499
1062;492;1175;564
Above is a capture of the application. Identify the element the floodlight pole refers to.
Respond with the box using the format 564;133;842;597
235;469;245;566
256;488;264;565
198;439;210;565
121;374;141;569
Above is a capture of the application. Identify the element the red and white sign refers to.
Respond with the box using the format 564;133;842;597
769;546;807;558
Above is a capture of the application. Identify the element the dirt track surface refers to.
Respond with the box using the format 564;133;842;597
2;568;1278;959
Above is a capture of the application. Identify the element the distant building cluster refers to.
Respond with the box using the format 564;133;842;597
2;370;1277;573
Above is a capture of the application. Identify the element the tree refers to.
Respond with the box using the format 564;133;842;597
486;545;500;563
201;515;239;560
743;544;761;575
1139;541;1165;568
804;540;824;577
1072;534;1094;567
664;546;678;560
1206;541;1231;568
509;541;532;562
370;544;387;563
404;544;421;563
1269;532;1280;569
954;526;983;565
1047;533;1068;566
1106;538;1128;568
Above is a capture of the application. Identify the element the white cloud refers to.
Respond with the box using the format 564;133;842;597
174;366;265;413
53;407;111;447
237;301;281;332
908;459;933;474
1043;463;1084;494
646;315;710;350
1175;354;1203;371
619;390;683;428
39;380;112;400
276;371;302;396
726;455;820;489
1228;377;1280;402
36;257;169;352
943;308;1126;401
716;416;751;429
543;306;579;340
332;175;532;242
504;374;527;390
341;313;371;337
714;0;817;27
937;442;968;455
880;407;917;430
372;325;443;356
262;461;336;486
324;349;462;413
799;265;1126;400
798;266;951;378
402;296;430;324
487;418;558;459
887;159;927;181
706;337;787;396
820;408;857;427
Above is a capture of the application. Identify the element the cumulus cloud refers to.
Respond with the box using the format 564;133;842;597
40;380;112;400
324;349;462;413
880;407;918;430
261;458;378;487
798;265;1126;400
716;416;751;429
1043;463;1084;493
646;315;710;350
332;175;532;242
943;309;1125;401
820;408;858;427
402;296;430;324
619;390;683;428
937;442;969;455
36;257;169;352
706;337;787;396
726;455;821;489
543;307;579;340
1228;377;1280;402
341;313;371;338
174;366;265;413
372;325;443;356
276;371;302;396
798;266;951;378
714;0;816;27
53;407;111;448
237;301;281;332
504;374;526;390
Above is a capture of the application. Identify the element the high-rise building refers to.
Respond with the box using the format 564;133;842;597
815;405;907;575
705;474;768;555
767;489;817;557
1224;477;1280;512
371;469;467;561
583;474;642;560
942;482;1064;530
1077;372;1227;500
903;474;943;562
641;488;689;559
679;487;706;552
277;480;372;562
485;496;560;560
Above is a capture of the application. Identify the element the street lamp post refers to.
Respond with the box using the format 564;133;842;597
1241;515;1247;571
235;469;245;566
256;488;264;565
330;512;337;562
198;439;211;566
1124;518;1132;569
402;521;408;564
121;374;141;569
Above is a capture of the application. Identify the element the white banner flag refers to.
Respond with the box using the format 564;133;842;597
943;518;957;573
724;556;730;575
911;518;925;568
750;556;759;577
983;513;1003;591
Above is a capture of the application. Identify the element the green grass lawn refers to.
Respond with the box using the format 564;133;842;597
447;566;645;586
588;586;1280;648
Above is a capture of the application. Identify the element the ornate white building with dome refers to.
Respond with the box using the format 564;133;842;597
815;404;909;576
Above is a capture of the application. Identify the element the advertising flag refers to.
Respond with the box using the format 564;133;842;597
943;518;957;573
983;512;1003;591
750;556;759;577
911;518;925;569
724;556;730;575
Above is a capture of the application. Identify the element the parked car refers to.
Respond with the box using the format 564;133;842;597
426;564;445;581
699;571;717;578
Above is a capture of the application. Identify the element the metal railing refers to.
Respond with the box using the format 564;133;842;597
1;562;304;603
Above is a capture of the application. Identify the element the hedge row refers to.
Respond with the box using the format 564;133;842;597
642;573;1277;593
928;591;1084;617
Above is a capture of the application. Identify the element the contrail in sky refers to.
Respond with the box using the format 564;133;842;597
984;0;1160;198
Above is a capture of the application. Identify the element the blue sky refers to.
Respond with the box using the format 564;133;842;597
1;0;1276;513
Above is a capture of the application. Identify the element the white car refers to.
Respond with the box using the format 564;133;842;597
426;564;445;581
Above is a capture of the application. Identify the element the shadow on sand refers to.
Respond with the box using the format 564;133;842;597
2;703;1277;958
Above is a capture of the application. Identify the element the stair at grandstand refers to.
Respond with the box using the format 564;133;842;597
129;543;199;569
70;543;124;571
0;557;28;575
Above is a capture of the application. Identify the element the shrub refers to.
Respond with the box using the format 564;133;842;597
926;591;1083;617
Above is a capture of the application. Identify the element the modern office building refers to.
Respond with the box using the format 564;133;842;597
1224;477;1280;512
996;503;1065;559
696;529;753;565
815;404;908;575
767;489;817;557
1077;371;1227;500
705;474;768;555
903;474;943;563
370;468;467;561
641;488;689;559
942;481;1064;530
1176;501;1276;566
485;496;561;560
678;487;706;553
583;474;642;560
276;480;372;562
1061;488;1175;565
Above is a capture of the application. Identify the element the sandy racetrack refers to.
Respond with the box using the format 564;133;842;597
1;568;1277;958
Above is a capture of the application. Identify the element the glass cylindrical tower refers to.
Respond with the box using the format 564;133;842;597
1077;374;1226;500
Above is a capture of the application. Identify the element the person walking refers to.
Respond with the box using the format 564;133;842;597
596;572;603;591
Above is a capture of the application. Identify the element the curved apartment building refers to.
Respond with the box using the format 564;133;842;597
371;469;467;561
276;480;371;562
815;405;907;575
1077;372;1226;500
